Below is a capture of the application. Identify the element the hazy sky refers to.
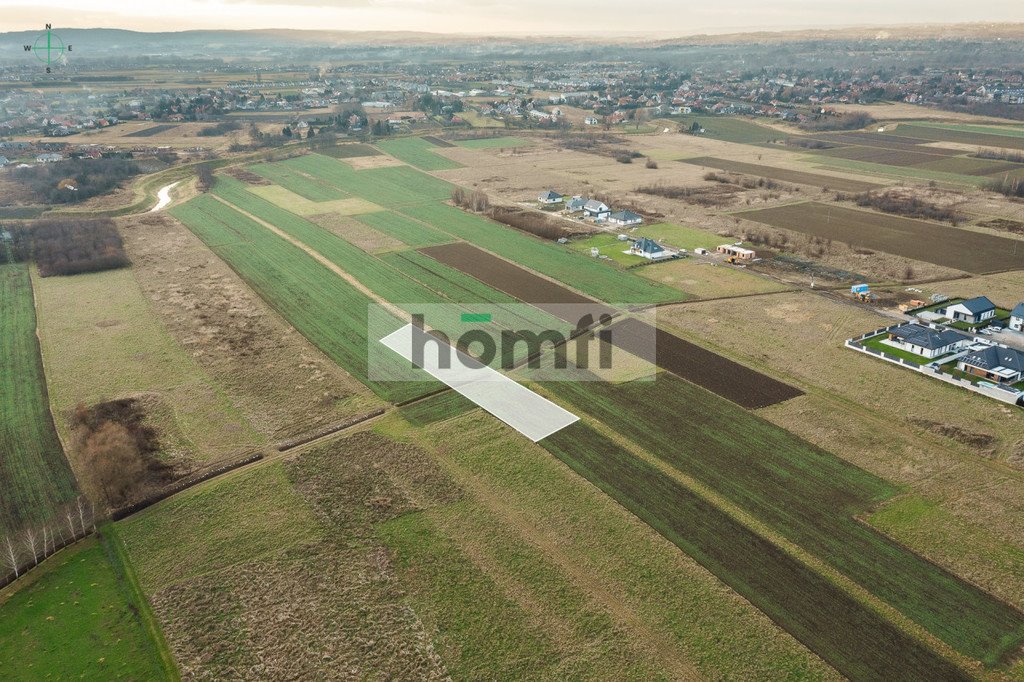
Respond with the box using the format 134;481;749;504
2;0;1022;35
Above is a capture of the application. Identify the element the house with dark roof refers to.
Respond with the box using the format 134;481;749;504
885;323;971;359
1009;302;1024;332
538;190;564;204
628;237;669;260
938;296;996;324
608;210;643;226
957;346;1024;384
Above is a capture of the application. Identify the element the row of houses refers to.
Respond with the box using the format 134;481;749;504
882;322;1024;386
538;190;644;226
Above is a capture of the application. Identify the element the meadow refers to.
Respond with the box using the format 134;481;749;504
0;264;78;530
681;156;882;191
0;532;173;680
353;210;453;247
454;136;531;149
282;153;454;207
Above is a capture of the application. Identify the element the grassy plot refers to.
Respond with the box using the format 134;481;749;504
455;136;531;149
539;374;1024;665
809;155;994;187
0;534;172;681
315;142;382;158
675;115;789;146
246;161;349;201
399;413;838;679
681;156;882;191
353;210;453;247
539;420;967;681
377;137;463;171
890;123;1024;150
247;184;382;216
281;153;454;207
33;266;263;463
0;264;78;529
398;390;476;427
169;194;435;403
400;202;681;303
638;257;792;299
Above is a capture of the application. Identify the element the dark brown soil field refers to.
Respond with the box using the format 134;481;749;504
420;242;801;408
123;124;179;137
914;156;1024;177
319;143;382;158
738;201;1024;274
682;157;882;191
421;135;456;148
891;124;1024;151
609;318;803;409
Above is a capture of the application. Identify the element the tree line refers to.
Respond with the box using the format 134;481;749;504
1;496;95;588
5;218;130;276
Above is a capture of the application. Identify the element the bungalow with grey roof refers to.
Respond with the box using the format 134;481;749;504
884;323;971;359
957;346;1024;384
538;190;564;204
564;196;587;213
628;237;669;260
938;296;996;324
608;210;643;226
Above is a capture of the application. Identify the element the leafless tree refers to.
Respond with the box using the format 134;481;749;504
3;535;21;579
22;527;39;567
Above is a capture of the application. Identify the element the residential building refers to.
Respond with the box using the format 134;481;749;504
884;323;971;359
564;196;587;213
957;346;1024;384
1009;303;1024;332
608;210;643;226
629;237;670;260
939;296;997;324
583;199;610;220
538;190;564;204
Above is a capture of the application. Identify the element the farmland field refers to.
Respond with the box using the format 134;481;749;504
540;419;969;680
890;123;1024;150
681;156;883;191
33;265;264;465
539;373;1024;665
638;258;794;299
246;161;350;201
316;142;382;158
376;136;464;170
455;136;530;148
0;533;173;680
406;205;681;303
247;184;382;216
353;210;453;247
0;264;78;530
676;115;787;146
169;193;436;402
736;201;1024;273
281;153;455;207
123;124;179;137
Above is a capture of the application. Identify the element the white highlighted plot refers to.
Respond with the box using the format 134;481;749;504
380;324;579;442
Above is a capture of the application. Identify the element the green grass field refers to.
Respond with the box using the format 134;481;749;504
246;162;350;201
674;115;789;146
0;264;78;530
397;391;476;427
455;136;530;149
539;373;1024;666
569;233;646;265
376;137;463;170
169;194;436;403
353;211;453;247
0;533;173;680
282;153;455;207
911;121;1024;139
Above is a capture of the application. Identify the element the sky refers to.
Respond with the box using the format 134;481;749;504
1;0;1021;36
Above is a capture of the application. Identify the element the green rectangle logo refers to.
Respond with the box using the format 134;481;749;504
461;312;492;323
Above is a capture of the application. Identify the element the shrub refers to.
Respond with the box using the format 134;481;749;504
5;218;130;276
11;158;140;204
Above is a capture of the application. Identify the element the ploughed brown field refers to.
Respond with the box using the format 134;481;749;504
808;132;963;154
419;242;802;409
420;135;456;147
681;157;882;191
737;201;1024;274
608;318;804;409
814;145;951;167
890;124;1024;151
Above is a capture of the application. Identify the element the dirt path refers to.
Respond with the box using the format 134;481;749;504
149;181;181;212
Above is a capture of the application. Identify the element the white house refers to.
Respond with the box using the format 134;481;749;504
583;199;610;220
884;323;971;359
1009;303;1024;332
35;153;63;163
938;296;997;324
607;210;643;226
564;196;587;213
584;116;600;126
538;190;564;204
629;237;670;260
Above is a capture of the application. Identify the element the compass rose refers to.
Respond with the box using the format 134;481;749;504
24;24;72;73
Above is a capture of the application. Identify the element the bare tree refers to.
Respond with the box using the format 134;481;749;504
22;527;39;567
3;535;21;579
